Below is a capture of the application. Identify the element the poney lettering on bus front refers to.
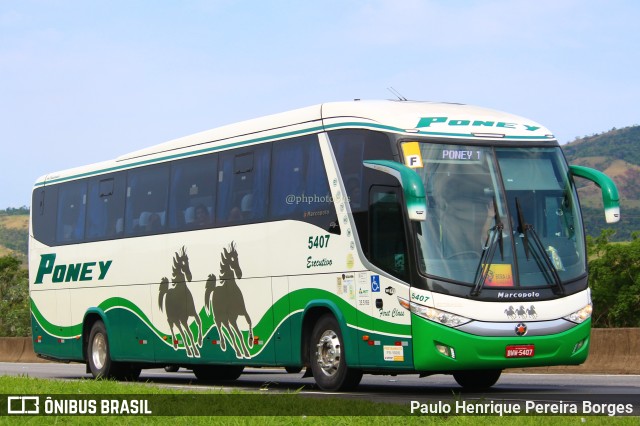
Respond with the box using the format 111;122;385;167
416;117;541;132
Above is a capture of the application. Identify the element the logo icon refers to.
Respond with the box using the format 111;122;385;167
7;396;40;414
504;305;538;320
370;275;380;292
515;323;528;336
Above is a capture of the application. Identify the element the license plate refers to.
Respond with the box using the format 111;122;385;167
505;344;535;358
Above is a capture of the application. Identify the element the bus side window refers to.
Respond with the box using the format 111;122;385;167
269;135;335;229
32;185;57;246
55;180;87;244
168;154;217;230
124;164;170;235
328;129;396;250
217;145;270;224
86;175;125;240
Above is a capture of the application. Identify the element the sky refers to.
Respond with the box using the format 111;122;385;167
1;0;639;208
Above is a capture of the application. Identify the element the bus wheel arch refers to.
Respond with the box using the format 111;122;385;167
83;314;140;381
301;307;329;366
82;311;109;364
300;303;346;366
86;320;121;379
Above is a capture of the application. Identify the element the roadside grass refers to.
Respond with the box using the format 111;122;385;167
0;375;637;425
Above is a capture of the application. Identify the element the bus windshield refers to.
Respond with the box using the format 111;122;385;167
410;143;586;292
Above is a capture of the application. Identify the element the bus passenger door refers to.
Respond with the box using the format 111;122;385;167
357;185;413;368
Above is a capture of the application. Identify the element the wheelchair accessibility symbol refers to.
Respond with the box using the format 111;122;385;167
371;275;380;292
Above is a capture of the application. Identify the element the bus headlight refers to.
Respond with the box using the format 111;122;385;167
398;297;471;327
563;304;593;324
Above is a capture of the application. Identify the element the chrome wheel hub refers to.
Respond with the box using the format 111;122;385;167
315;330;341;377
92;333;107;370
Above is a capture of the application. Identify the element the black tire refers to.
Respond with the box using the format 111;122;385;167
87;320;114;379
119;364;142;381
453;369;502;390
86;320;140;381
192;365;244;381
309;314;362;391
164;365;180;373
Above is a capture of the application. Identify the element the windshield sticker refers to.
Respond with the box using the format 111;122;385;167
346;253;354;269
482;263;514;287
547;245;565;271
402;142;423;168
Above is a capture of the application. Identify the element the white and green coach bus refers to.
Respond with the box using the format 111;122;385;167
29;100;619;391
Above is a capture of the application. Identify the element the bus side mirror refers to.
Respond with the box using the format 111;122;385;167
363;160;427;221
569;165;620;224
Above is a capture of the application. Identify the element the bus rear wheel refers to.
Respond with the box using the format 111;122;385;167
87;320;140;381
193;365;244;381
309;314;362;391
453;369;502;390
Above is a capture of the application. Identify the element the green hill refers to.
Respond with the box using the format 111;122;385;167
0;210;29;264
562;125;640;241
563;126;640;167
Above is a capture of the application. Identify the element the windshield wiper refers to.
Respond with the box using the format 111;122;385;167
515;198;565;295
470;198;504;297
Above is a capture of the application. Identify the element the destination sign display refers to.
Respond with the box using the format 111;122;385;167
425;148;484;164
402;142;486;167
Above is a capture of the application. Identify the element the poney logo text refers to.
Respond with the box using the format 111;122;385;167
34;254;112;284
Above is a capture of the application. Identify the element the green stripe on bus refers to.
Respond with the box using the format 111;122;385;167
34;121;552;187
31;287;409;352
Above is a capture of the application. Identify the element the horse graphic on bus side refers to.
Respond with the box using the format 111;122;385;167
158;246;203;358
158;242;253;360
204;241;254;359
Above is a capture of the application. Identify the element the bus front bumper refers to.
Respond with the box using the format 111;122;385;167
412;316;591;372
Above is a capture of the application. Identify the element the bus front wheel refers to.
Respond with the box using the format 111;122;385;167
309;314;362;391
453;369;502;390
87;320;140;381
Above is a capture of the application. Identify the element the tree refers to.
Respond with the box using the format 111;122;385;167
0;255;30;336
0;207;29;216
587;230;640;327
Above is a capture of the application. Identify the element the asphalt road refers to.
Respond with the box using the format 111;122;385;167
0;363;640;405
2;362;639;415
